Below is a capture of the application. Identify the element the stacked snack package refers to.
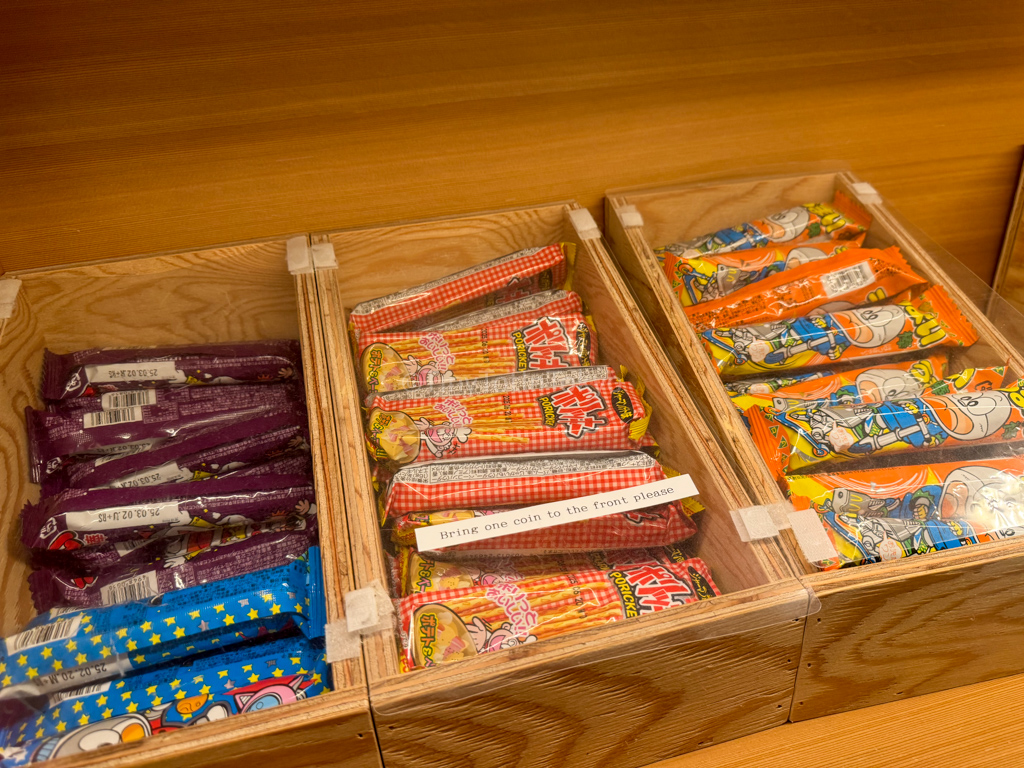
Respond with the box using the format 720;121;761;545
1;341;329;765
657;191;1023;570
348;243;722;672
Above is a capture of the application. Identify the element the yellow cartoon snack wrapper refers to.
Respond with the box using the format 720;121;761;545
730;356;948;415
701;286;978;377
785;456;1024;569
748;378;1024;475
685;246;927;332
396;557;719;670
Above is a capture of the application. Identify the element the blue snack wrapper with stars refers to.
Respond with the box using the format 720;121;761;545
0;633;329;766
0;548;325;703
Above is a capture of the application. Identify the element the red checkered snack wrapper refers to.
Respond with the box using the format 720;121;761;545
384;497;703;555
382;450;668;516
349;243;574;336
365;375;648;466
42;340;302;401
396;557;719;670
29;519;318;612
28;383;302;484
391;545;701;596
685;245;928;332
357;312;596;396
422;290;584;332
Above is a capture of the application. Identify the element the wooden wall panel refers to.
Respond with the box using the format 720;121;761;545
3;0;1024;281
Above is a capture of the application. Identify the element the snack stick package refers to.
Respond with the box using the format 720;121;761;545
42;341;302;401
725;370;836;397
364;377;648;466
64;418;308;491
29;517;318;612
664;191;870;257
28;398;304;486
784;456;1024;569
685;246;928;332
701;286;978;377
391;545;696;597
730;356;948;415
381;450;671;517
422;290;583;332
358;312;596;396
366;365;618;407
349;243;574;336
396;558;718;670
0;635;329;764
21;474;315;553
0;549;325;699
748;378;1024;475
385;498;701;556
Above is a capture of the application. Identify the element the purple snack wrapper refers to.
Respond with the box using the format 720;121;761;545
45;381;305;413
22;474;315;554
62;411;308;490
28;384;303;483
225;453;312;479
42;340;302;401
29;520;318;612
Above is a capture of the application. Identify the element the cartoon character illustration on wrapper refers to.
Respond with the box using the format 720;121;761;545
409;604;538;667
413;418;472;459
27;714;153;762
939;466;1024;530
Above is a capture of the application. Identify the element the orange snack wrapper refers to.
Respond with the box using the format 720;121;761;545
396;557;719;670
730;355;948;415
390;544;696;597
701;286;978;377
364;376;648;466
661;237;863;308
748;377;1024;475
358;312;596;395
686;246;927;332
785;456;1024;569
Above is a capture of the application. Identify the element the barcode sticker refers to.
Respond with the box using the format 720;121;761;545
100;389;157;410
5;615;82;654
84;361;181;383
33;656;131;695
65;503;186;532
47;681;111;707
107;461;189;489
821;261;875;298
100;572;160;606
83;407;143;429
113;538;149;558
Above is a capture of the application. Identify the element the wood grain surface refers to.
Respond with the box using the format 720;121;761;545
652;669;1024;768
3;1;1024;282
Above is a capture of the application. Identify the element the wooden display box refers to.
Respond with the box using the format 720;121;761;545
312;203;812;768
0;241;380;768
605;171;1024;721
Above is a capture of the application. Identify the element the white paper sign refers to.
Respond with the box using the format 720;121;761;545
414;476;699;551
85;361;181;383
65;503;186;532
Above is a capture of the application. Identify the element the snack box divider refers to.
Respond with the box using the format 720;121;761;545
604;170;1024;721
0;239;380;768
311;201;812;768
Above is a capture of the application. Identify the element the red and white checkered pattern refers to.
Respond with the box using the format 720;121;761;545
350;244;569;334
423;291;584;333
369;379;646;465
383;452;668;515
396;557;716;669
